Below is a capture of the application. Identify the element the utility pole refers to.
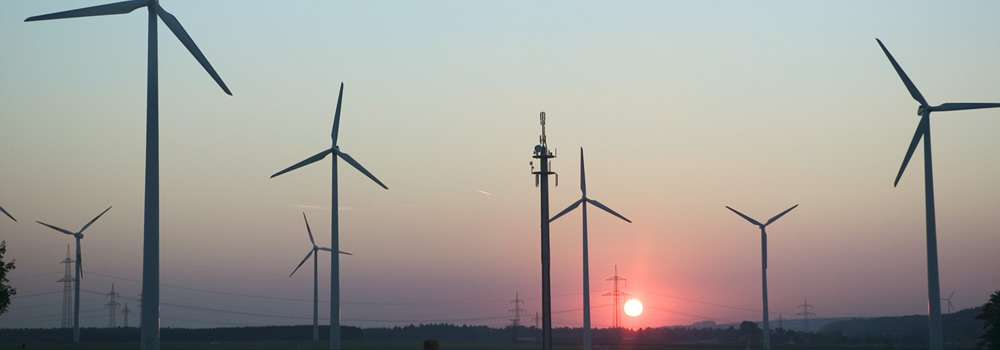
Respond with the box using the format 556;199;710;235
122;303;131;328
58;245;74;329
509;292;527;342
106;283;120;327
797;298;815;332
603;265;628;331
531;111;557;350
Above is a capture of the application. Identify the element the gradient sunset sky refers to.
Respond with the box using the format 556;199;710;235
1;1;999;330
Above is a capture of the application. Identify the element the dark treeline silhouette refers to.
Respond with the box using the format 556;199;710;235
0;308;985;347
0;325;363;343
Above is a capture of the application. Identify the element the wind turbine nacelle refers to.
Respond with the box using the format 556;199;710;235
918;105;929;116
77;233;84;239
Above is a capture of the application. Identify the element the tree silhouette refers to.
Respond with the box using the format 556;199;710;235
978;290;1000;350
0;241;16;315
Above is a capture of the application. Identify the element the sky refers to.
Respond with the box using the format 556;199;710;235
1;0;1000;331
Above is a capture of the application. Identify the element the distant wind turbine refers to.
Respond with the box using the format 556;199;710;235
27;2;231;348
875;38;1000;350
550;147;631;350
942;290;955;314
0;205;15;222
726;204;798;350
36;206;111;343
289;212;353;342
271;83;387;350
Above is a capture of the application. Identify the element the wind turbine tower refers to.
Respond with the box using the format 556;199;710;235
797;298;815;332
271;83;388;350
288;213;353;342
58;245;74;329
942;291;955;314
106;283;121;328
875;39;1000;350
530;111;557;350
550;147;631;350
27;2;232;348
603;265;628;330
38;206;111;342
726;204;798;350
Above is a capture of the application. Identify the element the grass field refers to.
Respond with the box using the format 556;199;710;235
0;341;914;350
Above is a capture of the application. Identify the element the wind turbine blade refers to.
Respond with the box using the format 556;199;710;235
271;149;333;178
25;0;147;22
332;83;344;144
587;199;632;223
154;3;232;95
932;102;1000;112
948;290;955;299
317;247;332;252
764;204;798;226
725;206;763;226
36;221;76;236
0;205;15;222
876;39;928;106
77;254;83;279
302;213;315;245
894;115;928;187
289;250;314;277
550;199;583;222
338;251;352;255
579;147;586;195
336;151;389;189
80;206;112;233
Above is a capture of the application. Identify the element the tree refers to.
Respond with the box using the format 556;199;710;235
0;241;15;315
979;290;1000;350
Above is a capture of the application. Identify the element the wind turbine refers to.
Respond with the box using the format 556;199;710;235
0;205;15;222
27;2;231;349
725;204;797;350
942;290;955;314
271;83;387;350
876;38;1000;350
550;147;631;350
289;212;353;342
36;206;111;343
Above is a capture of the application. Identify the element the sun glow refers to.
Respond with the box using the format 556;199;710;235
624;299;643;317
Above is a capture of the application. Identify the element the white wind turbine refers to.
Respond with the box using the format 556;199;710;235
726;204;797;350
271;83;387;350
942;290;955;314
0;205;15;222
876;38;1000;350
27;2;231;349
36;206;112;343
289;212;353;342
550;148;631;350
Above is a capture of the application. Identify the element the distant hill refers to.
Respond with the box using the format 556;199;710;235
819;307;983;346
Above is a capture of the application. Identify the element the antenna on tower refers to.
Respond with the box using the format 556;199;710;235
797;298;816;332
531;111;558;350
509;292;527;343
106;283;120;328
57;245;74;329
603;265;629;331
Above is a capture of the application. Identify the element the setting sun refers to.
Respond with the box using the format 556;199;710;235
624;299;643;317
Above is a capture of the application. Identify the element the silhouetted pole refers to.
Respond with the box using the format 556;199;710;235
726;205;797;350
759;226;769;350
142;6;161;349
532;111;556;350
313;242;320;341
922;122;943;350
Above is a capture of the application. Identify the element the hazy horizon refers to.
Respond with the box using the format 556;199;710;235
1;1;999;330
